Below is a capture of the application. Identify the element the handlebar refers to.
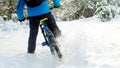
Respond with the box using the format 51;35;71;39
50;6;54;10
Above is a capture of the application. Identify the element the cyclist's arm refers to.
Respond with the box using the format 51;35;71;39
16;0;25;20
53;0;60;7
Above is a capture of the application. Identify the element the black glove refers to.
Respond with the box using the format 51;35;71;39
19;18;25;22
54;6;60;8
50;6;60;9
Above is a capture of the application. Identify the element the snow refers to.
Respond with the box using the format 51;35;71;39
0;17;4;26
0;16;120;68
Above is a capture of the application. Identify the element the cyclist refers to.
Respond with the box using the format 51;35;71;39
16;0;61;54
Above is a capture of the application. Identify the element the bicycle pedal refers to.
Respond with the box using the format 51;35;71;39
41;42;47;46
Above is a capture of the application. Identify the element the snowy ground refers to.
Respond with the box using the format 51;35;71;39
0;16;120;68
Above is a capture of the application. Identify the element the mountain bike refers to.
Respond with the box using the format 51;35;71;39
39;18;62;59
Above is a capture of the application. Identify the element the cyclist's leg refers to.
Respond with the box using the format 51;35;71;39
28;17;40;53
45;13;61;38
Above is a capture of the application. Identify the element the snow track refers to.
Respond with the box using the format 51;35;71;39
0;17;120;68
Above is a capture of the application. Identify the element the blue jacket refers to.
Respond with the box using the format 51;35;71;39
16;0;60;20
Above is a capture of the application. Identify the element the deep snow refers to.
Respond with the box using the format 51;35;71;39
0;16;120;68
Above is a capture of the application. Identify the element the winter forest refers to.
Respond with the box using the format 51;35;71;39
0;0;120;21
1;0;120;68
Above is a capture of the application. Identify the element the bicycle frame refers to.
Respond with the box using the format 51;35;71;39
39;18;62;58
39;18;49;46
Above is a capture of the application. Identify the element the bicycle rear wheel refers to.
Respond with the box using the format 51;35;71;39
45;28;62;59
53;43;62;58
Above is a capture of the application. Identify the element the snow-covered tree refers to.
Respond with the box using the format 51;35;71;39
55;0;118;21
54;0;100;21
0;0;17;20
94;0;117;22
